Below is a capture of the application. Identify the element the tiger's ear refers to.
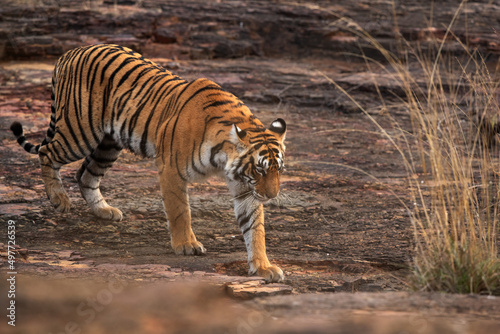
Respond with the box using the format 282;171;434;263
269;118;286;142
229;124;248;146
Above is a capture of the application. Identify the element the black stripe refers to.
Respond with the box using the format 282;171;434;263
97;142;122;151
242;222;262;236
63;66;89;158
91;155;118;164
245;156;255;172
175;151;188;182
203;99;233;111
90;197;104;205
75;46;88;120
58;54;88;159
85;46;111;144
249;134;273;142
168;83;225;160
107;57;136;95
24;142;34;152
119;119;129;149
206;115;224;123
125;104;148;152
206;92;226;98
238;207;257;228
101;83;113;132
166;187;189;204
100;50;124;85
95;162;114;169
126;75;169;136
81;44;99;70
131;73;160;102
130;66;155;88
80;185;99;190
117;63;146;89
82;156;92;167
156;88;178;129
209;140;231;167
55;128;81;161
86;46;111;92
134;75;185;152
242;225;253;236
39;150;55;165
84;166;105;178
235;154;253;175
218;119;242;126
97;135;122;150
155;93;179;157
116;76;155;135
173;210;187;223
98;50;125;130
137;76;180;109
191;142;205;176
198;115;223;166
50;139;71;164
110;88;134;136
253;142;264;151
72;49;94;154
139;79;186;156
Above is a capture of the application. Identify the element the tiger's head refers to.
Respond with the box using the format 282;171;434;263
229;118;287;201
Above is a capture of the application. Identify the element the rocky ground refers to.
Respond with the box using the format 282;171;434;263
1;1;500;333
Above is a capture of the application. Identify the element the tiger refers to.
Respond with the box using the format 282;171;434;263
10;44;286;283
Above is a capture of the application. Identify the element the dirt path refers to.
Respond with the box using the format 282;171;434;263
0;57;411;292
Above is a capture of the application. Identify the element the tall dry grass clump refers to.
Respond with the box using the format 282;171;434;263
328;1;500;294
407;51;500;294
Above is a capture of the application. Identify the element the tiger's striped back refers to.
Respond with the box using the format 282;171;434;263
53;44;183;159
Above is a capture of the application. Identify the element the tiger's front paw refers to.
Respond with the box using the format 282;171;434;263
173;240;206;256
257;265;284;283
92;206;123;221
249;261;284;283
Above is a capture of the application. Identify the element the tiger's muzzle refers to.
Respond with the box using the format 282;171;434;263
254;170;280;201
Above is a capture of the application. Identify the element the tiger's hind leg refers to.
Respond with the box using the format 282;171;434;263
76;135;123;221
39;145;72;213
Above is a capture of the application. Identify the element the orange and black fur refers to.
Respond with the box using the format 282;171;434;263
10;44;286;282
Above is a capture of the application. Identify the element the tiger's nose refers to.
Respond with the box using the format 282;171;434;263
263;185;279;199
263;172;280;199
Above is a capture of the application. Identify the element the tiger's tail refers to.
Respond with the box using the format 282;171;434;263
10;73;58;154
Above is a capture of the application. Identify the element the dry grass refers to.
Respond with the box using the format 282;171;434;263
408;51;500;294
328;0;500;294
